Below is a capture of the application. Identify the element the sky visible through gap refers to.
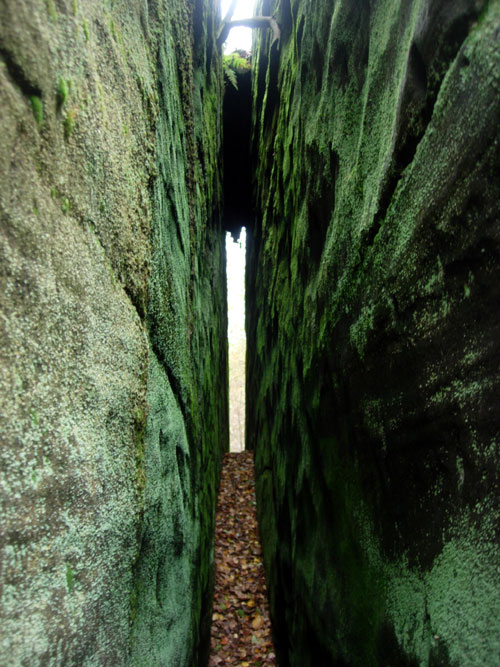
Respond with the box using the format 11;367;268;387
220;0;256;53
226;228;246;452
222;2;251;451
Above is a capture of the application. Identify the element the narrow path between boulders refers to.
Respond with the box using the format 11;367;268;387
209;452;276;666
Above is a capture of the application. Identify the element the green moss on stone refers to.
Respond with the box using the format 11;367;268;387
82;19;90;42
46;0;57;21
56;77;69;110
30;96;43;126
248;0;500;665
1;2;225;666
63;109;77;139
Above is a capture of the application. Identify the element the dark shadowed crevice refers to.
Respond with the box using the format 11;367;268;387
263;44;281;133
223;68;253;238
306;146;339;263
0;48;42;98
279;0;293;42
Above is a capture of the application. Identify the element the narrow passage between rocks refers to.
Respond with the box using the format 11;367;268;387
209;452;276;666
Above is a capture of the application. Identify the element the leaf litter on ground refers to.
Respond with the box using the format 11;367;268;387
209;452;277;666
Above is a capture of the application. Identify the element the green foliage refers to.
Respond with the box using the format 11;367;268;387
222;52;250;91
30;96;43;126
223;64;238;90
223;52;251;74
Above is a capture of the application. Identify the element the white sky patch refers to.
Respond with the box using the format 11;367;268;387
226;228;246;452
220;0;256;53
226;228;246;344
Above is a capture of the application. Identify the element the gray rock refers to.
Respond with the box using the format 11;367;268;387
0;0;227;664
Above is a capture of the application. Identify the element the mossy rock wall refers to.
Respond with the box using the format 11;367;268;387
248;0;500;665
0;0;227;664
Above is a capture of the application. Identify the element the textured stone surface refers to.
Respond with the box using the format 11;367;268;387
248;0;500;664
0;0;227;664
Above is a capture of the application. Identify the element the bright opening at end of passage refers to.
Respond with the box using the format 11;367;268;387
220;0;256;53
226;227;246;453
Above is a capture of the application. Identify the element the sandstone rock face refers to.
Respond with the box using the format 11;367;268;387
248;0;500;664
0;1;227;664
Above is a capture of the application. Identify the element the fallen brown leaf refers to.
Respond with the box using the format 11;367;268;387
209;452;277;665
251;614;264;630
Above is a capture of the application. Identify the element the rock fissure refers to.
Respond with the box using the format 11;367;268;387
1;0;500;665
0;47;42;99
